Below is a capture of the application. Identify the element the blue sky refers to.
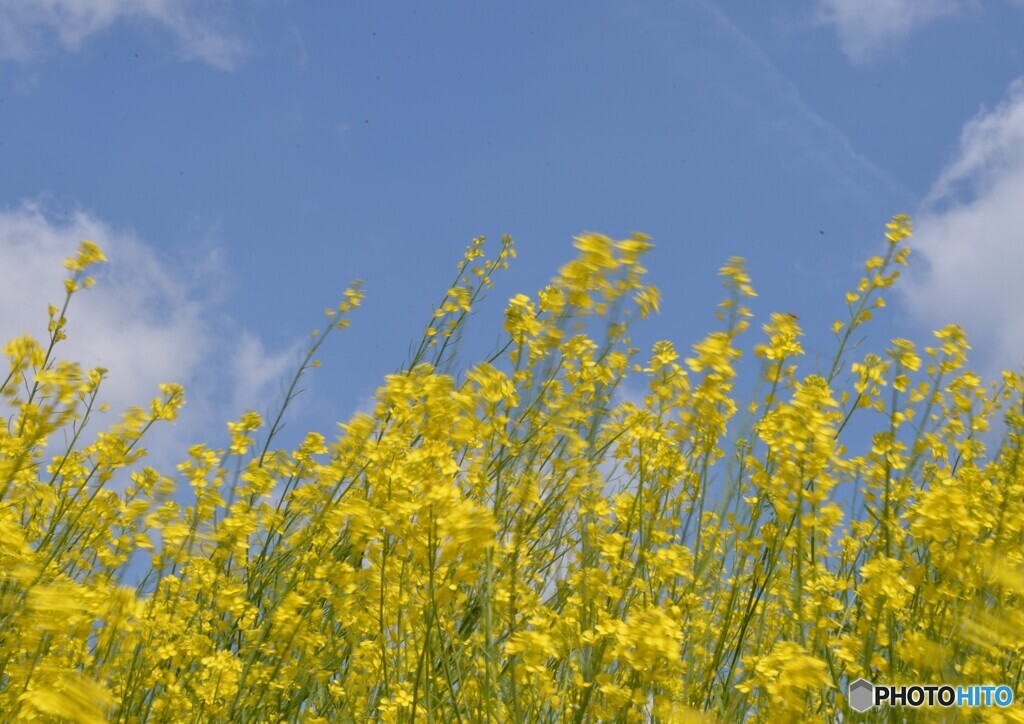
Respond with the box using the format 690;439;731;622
2;0;1023;463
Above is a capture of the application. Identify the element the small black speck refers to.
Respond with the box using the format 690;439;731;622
364;119;369;124
819;230;825;235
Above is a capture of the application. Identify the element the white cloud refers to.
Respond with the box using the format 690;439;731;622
0;201;303;475
817;0;965;64
926;79;1024;205
902;79;1024;375
0;0;247;70
225;331;301;423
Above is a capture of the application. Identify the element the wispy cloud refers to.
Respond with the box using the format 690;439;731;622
817;0;965;64
0;0;248;70
224;331;299;422
683;0;910;204
902;78;1024;374
290;26;308;67
0;201;304;474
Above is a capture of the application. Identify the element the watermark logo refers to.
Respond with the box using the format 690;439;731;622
848;679;873;712
848;678;1014;712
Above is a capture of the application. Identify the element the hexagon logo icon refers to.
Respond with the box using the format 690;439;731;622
848;678;874;712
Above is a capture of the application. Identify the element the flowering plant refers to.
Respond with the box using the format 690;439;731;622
2;217;1022;722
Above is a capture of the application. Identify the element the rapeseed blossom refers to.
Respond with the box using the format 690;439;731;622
1;225;1022;721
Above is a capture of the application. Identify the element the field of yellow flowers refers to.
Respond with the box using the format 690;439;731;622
1;216;1023;722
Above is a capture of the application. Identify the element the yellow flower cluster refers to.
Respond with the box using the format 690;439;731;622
2;223;1024;721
